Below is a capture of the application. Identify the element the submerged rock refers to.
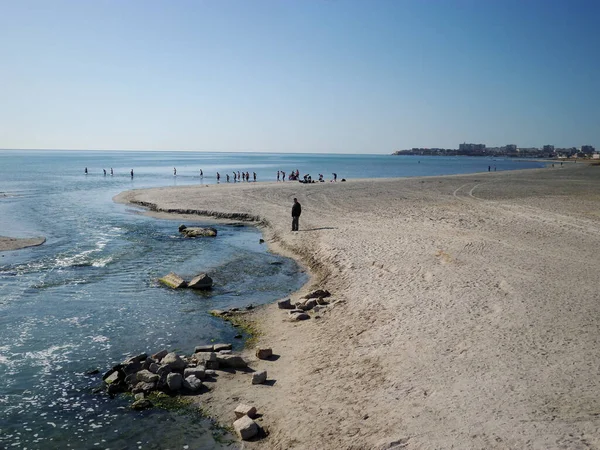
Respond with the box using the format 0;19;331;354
180;226;218;238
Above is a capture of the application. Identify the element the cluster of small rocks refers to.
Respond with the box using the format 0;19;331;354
277;289;332;321
101;344;249;410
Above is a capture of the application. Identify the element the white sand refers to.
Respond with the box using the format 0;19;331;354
116;164;600;449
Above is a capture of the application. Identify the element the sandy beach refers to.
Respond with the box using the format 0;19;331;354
116;164;600;449
0;236;46;252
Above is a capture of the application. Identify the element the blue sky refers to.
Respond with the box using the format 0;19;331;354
0;0;598;153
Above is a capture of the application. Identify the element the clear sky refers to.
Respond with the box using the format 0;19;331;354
1;0;598;153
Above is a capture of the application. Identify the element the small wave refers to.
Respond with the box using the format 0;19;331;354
91;256;112;267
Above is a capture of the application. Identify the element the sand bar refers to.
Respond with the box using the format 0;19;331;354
0;236;46;252
116;164;600;449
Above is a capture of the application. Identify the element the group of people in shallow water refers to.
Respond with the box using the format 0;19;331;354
277;170;337;183
215;171;257;183
85;167;341;184
85;167;134;177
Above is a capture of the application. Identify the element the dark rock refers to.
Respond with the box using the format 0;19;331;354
188;273;213;290
277;299;293;309
178;224;187;232
183;375;202;392
125;353;148;364
304;289;331;299
132;381;156;394
194;345;214;353
85;369;99;376
259;239;265;244
131;399;153;410
246;304;254;310
167;372;183;391
151;349;169;361
234;334;243;339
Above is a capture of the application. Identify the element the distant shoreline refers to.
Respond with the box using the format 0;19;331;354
0;236;46;252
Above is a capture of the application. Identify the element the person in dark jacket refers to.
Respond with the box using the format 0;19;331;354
291;198;301;231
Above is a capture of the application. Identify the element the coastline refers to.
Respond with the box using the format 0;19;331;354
0;236;46;252
115;164;600;449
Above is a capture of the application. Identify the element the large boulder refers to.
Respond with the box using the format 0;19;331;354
184;367;205;380
151;349;169;361
188;273;213;290
277;299;293;309
166;372;183;391
136;370;159;383
216;354;247;369
183;375;203;392
161;352;186;371
159;273;187;289
181;227;218;238
233;415;259;440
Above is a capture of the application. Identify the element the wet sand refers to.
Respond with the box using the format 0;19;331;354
0;236;46;252
116;164;600;449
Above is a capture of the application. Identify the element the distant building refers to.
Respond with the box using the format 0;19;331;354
458;143;486;154
543;145;555;153
581;145;596;154
505;144;517;152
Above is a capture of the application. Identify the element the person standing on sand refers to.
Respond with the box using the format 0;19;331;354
226;174;230;182
282;171;286;182
253;172;256;182
333;172;337;182
277;171;280;182
291;198;301;231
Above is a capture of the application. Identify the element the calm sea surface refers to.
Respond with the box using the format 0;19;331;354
0;150;545;449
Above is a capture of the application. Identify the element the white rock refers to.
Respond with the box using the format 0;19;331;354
233;415;259;440
251;370;267;385
234;404;257;419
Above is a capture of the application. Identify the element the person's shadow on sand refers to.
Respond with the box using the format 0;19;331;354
298;227;337;231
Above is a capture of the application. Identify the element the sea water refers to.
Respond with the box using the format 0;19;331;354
0;150;545;449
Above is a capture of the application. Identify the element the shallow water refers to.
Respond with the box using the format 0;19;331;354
0;150;544;449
